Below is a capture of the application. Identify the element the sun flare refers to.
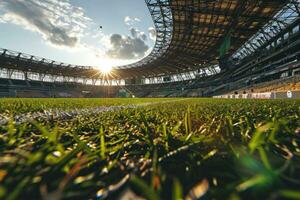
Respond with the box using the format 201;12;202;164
99;65;113;74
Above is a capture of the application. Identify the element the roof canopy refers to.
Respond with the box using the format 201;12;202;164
116;0;287;78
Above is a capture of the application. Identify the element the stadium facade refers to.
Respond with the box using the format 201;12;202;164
0;0;299;98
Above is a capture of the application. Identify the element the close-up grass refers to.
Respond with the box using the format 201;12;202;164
0;98;300;200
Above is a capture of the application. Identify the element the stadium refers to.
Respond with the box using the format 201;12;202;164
0;0;300;199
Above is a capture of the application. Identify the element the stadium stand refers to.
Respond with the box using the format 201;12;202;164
230;75;300;94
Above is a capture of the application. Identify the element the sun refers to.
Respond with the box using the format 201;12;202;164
99;65;113;74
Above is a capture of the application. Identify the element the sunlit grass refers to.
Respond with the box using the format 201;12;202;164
0;98;299;199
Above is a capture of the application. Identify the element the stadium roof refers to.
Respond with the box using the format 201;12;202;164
0;0;289;80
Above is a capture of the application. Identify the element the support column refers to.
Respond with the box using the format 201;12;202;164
24;71;28;80
7;69;14;79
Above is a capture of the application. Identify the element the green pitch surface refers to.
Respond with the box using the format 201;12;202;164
0;98;300;200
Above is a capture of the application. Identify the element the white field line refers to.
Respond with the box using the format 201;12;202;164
0;99;187;126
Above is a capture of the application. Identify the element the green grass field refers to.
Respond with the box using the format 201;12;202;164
0;98;300;200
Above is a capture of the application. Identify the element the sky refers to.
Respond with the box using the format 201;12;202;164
0;0;156;69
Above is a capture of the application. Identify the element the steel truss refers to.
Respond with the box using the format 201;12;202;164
232;0;300;60
0;48;102;80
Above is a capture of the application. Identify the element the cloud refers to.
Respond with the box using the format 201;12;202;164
148;27;156;41
0;1;153;64
0;0;91;48
106;27;149;60
130;27;147;41
124;16;141;26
